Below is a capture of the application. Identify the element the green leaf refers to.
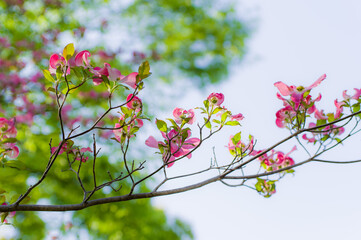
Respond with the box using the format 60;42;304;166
0;195;5;204
129;126;139;135
231;132;241;146
101;75;111;90
212;119;221;124
203;100;209;109
156;119;167;132
46;87;56;93
321;135;329;142
71;67;84;80
2;138;17;143
56;66;62;80
225;121;240;126
255;182;262;192
1;212;8;223
212;107;222;115
138;60;150;78
327;113;335;122
166;118;179;128
63;43;75;61
205;121;212;129
353;103;360;113
221;111;229;122
43;69;55;82
5;160;26;170
316;119;326;126
121;106;130;116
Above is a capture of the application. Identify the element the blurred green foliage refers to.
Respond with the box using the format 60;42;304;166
0;0;248;239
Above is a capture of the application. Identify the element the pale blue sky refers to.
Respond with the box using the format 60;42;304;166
153;1;361;239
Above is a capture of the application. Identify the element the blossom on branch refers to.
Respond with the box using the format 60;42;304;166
173;108;196;125
207;92;224;106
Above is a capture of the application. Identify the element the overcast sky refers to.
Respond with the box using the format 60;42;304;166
153;1;361;240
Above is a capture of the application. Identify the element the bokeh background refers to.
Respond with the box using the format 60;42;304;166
1;0;361;239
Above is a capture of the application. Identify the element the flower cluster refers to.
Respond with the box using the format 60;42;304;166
48;44;140;89
274;76;361;145
146;128;200;167
51;141;92;162
274;74;325;129
252;146;297;172
112;94;144;144
145;107;199;167
0;118;19;159
255;178;277;198
227;133;254;157
173;108;195;125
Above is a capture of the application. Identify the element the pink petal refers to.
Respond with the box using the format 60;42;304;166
274;81;292;96
120;72;138;89
93;78;103;85
145;136;159;148
307;74;326;90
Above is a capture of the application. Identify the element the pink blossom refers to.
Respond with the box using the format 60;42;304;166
230;113;244;121
74;50;91;67
173;108;196;125
49;53;68;74
145;129;200;167
113;118;143;140
314;108;328;120
274;74;326;109
275;146;297;167
334;99;345;119
145;136;160;148
251;146;296;171
126;94;142;111
342;90;352;101
207;93;224;106
120;72;138;89
302;122;317;143
91;62;111;78
51;142;92;162
352;88;361;100
275;105;296;128
227;135;254;156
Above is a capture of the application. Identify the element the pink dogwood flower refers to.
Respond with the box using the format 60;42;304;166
90;62;138;88
113;118;143;140
275;105;296;128
207;93;224;106
251;146;296;171
343;88;361;101
173;108;196;125
227;134;254;156
145;129;200;167
274;74;326;109
74;50;91;67
51;142;92;162
334;99;346;119
275;146;297;167
49;53;69;75
352;88;361;100
230;113;244;122
126;94;142;111
0;118;19;159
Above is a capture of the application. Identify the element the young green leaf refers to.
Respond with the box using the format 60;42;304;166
43;69;55;82
63;43;75;61
156;119;168;132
